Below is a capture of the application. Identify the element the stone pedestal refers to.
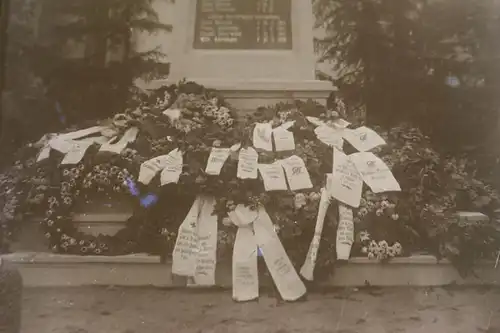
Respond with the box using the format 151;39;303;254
152;0;333;109
72;194;133;237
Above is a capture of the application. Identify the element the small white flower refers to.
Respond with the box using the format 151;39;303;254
391;213;399;221
359;208;368;217
359;230;371;242
222;217;232;226
361;247;368;254
393;242;403;255
294;193;307;209
309;192;321;201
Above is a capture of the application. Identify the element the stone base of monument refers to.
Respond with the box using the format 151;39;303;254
2;252;498;288
11;196;132;252
149;78;334;111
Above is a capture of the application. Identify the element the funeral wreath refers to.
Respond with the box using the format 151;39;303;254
0;81;499;287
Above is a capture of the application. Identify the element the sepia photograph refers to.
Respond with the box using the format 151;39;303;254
0;0;500;332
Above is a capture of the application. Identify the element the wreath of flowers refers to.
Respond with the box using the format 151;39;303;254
41;155;145;255
2;81;500;276
24;81;241;255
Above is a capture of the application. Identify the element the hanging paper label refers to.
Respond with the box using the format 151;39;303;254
258;162;288;191
253;206;306;301
237;147;258;179
232;226;259;302
253;123;273;151
273;128;295;152
306;116;326;127
342;126;386;152
300;188;331;281
336;204;354;260
160;148;183;185
36;146;51;163
314;126;344;150
329;149;363;208
350;152;401;193
205;148;231;175
60;141;93;165
172;197;202;277
193;197;218;286
280;155;313;191
138;154;171;185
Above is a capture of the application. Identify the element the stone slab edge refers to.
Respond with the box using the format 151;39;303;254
2;252;499;288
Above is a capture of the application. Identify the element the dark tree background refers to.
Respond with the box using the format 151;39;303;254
1;0;172;163
315;0;500;150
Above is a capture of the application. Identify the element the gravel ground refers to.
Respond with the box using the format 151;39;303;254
21;286;500;333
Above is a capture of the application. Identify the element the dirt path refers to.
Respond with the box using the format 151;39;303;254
21;286;500;333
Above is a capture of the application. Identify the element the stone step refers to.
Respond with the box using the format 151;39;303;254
11;213;131;252
1;252;498;288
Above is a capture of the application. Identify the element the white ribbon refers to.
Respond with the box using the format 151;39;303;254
138;151;176;185
336;204;354;261
193;196;218;286
253;206;307;301
60;140;94;165
99;127;139;154
232;225;259;301
229;204;260;301
300;188;331;281
172;196;202;277
58;126;108;142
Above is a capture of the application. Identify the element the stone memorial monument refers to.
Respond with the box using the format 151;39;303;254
154;0;332;110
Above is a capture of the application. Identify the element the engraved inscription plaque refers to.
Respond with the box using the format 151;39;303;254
193;0;292;50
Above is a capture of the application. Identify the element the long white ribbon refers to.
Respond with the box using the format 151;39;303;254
232;226;259;301
229;204;260;301
253;206;306;301
99;127;139;154
193;196;218;286
172;196;202;277
300;188;331;281
58;126;108;141
336;203;354;261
